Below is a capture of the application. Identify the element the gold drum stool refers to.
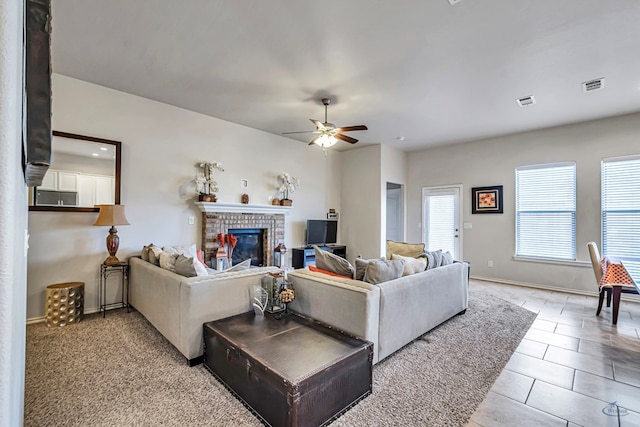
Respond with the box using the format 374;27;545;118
45;282;84;327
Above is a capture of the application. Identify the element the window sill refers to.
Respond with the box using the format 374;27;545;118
512;256;591;268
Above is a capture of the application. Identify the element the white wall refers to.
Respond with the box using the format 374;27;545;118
380;144;407;253
340;145;382;261
0;0;27;424
26;74;341;320
407;112;640;293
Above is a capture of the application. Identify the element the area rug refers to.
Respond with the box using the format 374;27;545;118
24;286;535;426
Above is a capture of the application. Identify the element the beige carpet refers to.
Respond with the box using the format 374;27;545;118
24;286;535;426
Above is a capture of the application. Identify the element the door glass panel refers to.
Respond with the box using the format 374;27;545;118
422;186;461;259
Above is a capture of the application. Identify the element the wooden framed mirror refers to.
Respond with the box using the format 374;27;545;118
28;131;122;212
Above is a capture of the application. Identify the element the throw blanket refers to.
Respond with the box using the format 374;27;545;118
599;256;634;288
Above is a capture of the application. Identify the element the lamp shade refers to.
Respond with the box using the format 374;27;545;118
94;205;130;265
93;205;130;227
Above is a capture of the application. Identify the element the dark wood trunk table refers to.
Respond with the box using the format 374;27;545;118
203;312;373;427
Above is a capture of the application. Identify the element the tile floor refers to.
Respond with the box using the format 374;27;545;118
467;279;640;427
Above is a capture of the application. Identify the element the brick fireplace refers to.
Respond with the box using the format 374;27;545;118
196;202;291;268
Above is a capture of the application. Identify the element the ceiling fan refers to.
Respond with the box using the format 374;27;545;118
282;98;368;149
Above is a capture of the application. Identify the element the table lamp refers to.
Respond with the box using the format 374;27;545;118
93;204;130;265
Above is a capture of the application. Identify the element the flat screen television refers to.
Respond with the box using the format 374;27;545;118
306;220;338;246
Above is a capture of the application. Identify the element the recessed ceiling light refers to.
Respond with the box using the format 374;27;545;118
516;95;536;107
100;147;108;151
583;78;605;93
92;153;99;157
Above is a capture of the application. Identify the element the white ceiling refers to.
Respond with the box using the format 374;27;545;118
51;0;640;152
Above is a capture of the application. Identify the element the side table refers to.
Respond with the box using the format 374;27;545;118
99;262;129;317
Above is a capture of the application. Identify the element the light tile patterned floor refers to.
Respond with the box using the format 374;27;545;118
467;280;640;427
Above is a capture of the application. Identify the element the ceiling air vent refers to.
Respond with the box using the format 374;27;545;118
447;0;463;5
583;78;604;93
516;95;536;107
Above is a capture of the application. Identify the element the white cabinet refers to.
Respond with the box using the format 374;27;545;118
57;172;78;191
75;174;114;207
95;176;114;205
77;175;96;207
39;170;58;190
36;168;114;207
39;169;79;191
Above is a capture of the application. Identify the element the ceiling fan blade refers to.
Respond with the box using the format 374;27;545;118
335;133;358;144
310;119;326;130
309;135;321;145
282;130;319;135
335;125;368;133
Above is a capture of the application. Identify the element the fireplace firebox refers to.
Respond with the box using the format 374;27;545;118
228;228;264;267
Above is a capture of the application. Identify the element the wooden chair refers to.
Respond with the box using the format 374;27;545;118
587;241;639;325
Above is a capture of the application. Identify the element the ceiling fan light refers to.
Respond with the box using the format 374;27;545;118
315;134;338;148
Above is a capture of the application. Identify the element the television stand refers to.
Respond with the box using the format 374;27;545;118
292;245;347;269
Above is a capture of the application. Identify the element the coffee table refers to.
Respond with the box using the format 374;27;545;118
203;312;373;427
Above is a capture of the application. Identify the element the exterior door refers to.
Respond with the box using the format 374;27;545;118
422;185;462;260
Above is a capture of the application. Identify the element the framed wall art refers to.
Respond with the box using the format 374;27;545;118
471;185;503;214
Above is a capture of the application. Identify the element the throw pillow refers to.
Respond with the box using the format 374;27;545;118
225;258;252;272
162;244;197;258
391;253;427;276
308;265;353;279
422;251;435;270
354;257;386;281
314;246;355;279
148;245;163;266
386;240;425;260
159;251;178;272
141;243;154;262
424;249;443;268
196;250;208;269
363;259;404;285
441;251;454;266
174;255;208;277
313;246;356;278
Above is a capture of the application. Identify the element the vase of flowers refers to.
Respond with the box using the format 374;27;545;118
278;172;300;206
195;161;224;202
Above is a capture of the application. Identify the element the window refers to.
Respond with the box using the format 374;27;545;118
515;162;576;260
602;156;640;282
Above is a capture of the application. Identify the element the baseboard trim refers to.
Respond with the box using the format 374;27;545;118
26;307;102;325
471;275;640;303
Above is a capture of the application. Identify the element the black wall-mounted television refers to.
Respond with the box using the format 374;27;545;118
306;220;338;246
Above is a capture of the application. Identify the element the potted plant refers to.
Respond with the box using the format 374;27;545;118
195;161;224;202
278;172;300;206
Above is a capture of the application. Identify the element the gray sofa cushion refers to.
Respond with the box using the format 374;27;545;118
355;257;385;281
314;246;355;278
391;253;427;275
441;251;454;266
141;243;154;262
148;245;163;266
363;259;404;284
174;255;208;277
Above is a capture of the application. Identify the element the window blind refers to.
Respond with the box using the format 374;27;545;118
602;156;640;282
426;194;456;254
516;163;576;260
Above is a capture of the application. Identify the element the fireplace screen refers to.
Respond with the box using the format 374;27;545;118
228;228;265;267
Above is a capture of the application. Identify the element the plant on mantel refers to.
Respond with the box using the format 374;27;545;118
194;161;224;202
277;172;300;206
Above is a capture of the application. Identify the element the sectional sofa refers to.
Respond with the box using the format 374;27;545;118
288;262;469;364
129;256;278;365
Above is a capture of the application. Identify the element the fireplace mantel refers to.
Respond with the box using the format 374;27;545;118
195;202;292;215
